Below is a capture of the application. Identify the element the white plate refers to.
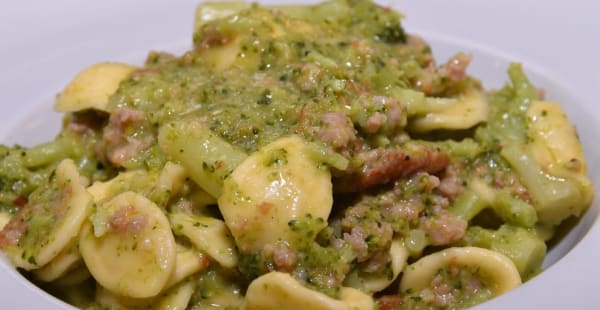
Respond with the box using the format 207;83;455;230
0;0;599;309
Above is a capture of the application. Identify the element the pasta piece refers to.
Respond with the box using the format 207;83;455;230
188;268;245;310
2;159;92;270
94;279;195;310
54;63;136;112
400;247;521;299
158;118;247;198
339;287;375;310
87;170;150;203
169;212;238;269
242;272;349;310
165;244;208;288
153;279;196;310
344;238;408;293
33;241;81;282
94;284;150;310
218;135;333;252
193;2;251;34
79;191;176;298
501;144;588;226
0;211;11;230
409;92;489;132
527;101;587;170
154;162;187;205
523;100;594;224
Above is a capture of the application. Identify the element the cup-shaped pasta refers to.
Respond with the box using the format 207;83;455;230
165;244;209;289
79;191;176;298
0;211;10;230
54;62;136;113
87;170;154;203
408;92;489;132
33;241;82;282
400;247;521;303
218;135;333;252
169;212;238;269
344;238;408;293
95;279;195;310
243;272;373;310
1;159;92;270
521;100;594;225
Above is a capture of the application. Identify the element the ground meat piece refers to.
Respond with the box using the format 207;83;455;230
430;274;456;307
296;63;322;92
0;212;29;248
414;52;472;96
194;24;231;51
493;170;531;202
343;226;369;261
103;108;154;167
272;243;297;272
109;204;148;234
351;95;406;135
420;209;467;246
378;295;402;310
318;112;357;150
438;52;472;83
439;164;465;199
360;250;391;273
334;143;449;193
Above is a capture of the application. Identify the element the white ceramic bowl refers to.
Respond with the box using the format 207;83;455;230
1;0;598;308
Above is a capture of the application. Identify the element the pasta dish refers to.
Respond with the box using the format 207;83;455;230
0;0;593;309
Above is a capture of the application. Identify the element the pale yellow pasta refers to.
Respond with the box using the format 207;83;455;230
165;244;207;288
527;101;587;170
33;241;82;282
169;211;237;269
338;287;375;310
400;247;521;297
243;272;352;310
0;211;11;230
194;2;251;32
409;92;489;132
79;191;176;298
87;170;148;203
54;62;136;113
525;100;594;223
344;238;408;293
94;279;195;310
218;135;333;252
156;162;187;199
3;159;92;270
153;280;196;310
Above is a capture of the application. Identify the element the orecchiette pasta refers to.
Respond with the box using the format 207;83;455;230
243;272;364;310
79;191;176;298
169;211;238;269
54;63;136;113
0;1;593;309
33;241;82;282
400;247;521;298
344;238;408;293
2;159;92;270
218;135;333;252
409;92;489;132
